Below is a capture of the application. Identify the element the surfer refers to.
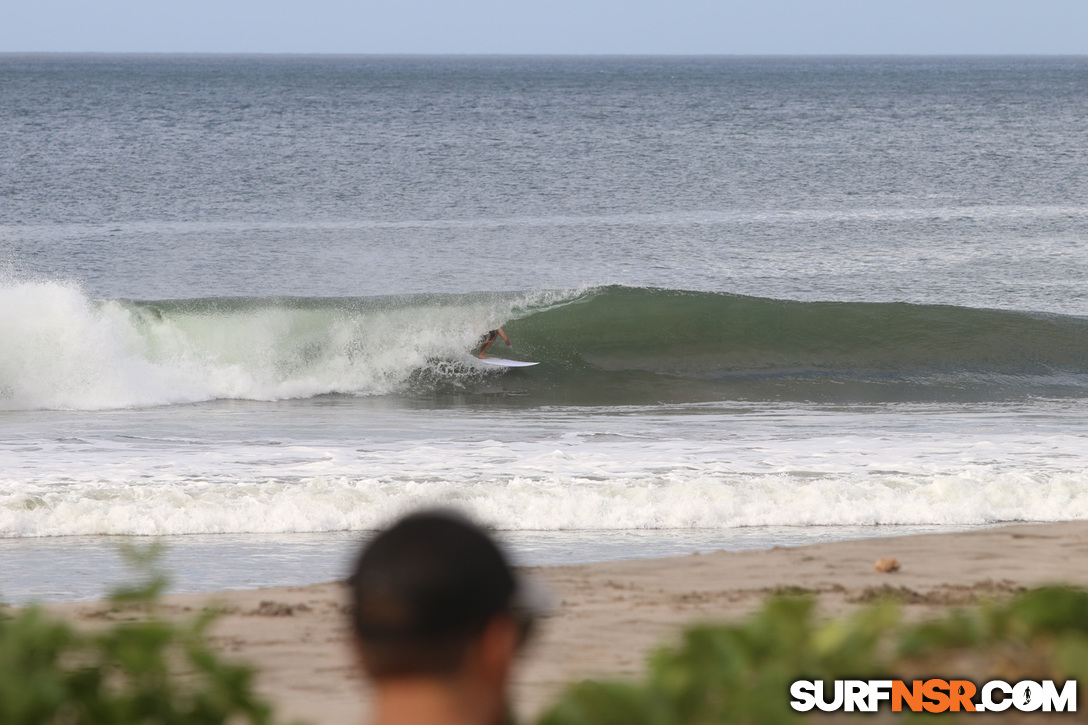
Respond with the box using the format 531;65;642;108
476;327;511;359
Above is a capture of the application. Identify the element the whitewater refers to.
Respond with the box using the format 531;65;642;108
3;55;1088;603
0;280;567;409
5;400;1088;538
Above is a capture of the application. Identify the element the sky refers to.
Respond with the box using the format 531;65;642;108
2;0;1088;55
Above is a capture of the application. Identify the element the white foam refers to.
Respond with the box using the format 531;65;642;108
0;281;570;410
3;425;1088;537
2;467;1086;538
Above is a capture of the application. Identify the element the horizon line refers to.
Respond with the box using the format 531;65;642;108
3;51;1088;58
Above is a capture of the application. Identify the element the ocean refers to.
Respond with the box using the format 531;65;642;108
2;55;1088;604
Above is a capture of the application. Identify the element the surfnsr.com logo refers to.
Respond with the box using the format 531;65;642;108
790;679;1077;713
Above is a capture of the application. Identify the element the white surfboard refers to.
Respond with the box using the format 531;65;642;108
476;357;539;368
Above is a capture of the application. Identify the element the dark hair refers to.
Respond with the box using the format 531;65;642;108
349;509;520;677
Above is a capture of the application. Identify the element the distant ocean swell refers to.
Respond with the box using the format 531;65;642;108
4;281;1088;410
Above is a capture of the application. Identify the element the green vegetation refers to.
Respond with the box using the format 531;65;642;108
538;587;1088;724
0;544;279;725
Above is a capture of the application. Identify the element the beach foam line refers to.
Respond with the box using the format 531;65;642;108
2;466;1087;537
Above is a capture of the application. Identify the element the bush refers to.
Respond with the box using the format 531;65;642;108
538;587;1088;725
0;545;281;725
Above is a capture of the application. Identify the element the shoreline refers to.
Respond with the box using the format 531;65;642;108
38;520;1088;724
0;524;992;606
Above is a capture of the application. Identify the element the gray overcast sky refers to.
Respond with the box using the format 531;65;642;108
3;0;1088;55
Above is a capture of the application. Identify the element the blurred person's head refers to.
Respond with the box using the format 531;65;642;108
349;510;535;725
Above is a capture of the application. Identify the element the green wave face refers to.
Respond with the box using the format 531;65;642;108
504;287;1088;404
513;286;1088;373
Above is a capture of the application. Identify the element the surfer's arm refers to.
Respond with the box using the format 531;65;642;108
497;328;511;346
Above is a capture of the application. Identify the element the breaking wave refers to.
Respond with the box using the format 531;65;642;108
4;281;1088;409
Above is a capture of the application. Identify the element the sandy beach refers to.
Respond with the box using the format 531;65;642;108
40;521;1088;724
